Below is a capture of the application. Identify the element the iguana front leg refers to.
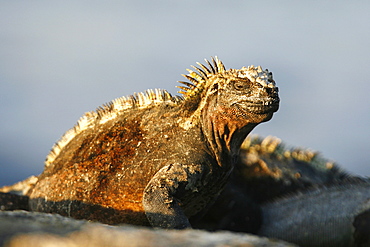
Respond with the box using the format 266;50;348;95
142;163;201;229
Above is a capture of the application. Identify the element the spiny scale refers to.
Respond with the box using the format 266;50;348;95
45;88;181;167
177;56;225;97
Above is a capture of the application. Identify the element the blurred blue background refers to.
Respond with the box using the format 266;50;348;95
1;1;369;186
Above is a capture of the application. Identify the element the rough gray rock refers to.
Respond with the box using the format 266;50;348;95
0;211;296;247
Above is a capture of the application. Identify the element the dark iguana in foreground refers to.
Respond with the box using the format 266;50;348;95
195;135;350;232
10;57;279;229
197;136;370;247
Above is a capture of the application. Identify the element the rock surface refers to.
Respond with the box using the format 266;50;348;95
0;211;296;247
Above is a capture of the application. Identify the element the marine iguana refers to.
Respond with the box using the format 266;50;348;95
5;57;279;229
227;135;349;203
195;136;370;246
194;135;350;232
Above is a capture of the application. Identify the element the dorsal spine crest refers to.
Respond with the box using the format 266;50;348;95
177;56;226;99
45;89;181;167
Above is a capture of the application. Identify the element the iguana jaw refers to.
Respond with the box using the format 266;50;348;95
234;98;280;115
230;81;280;122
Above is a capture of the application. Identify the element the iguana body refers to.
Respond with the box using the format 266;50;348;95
194;136;349;232
232;135;348;203
23;58;279;228
195;136;369;246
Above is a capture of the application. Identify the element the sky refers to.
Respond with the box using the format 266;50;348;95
1;1;369;186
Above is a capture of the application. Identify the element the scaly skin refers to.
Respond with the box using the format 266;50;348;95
230;135;349;203
194;136;370;247
25;57;279;228
194;135;349;232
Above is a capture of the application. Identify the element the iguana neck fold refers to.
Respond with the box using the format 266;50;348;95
201;101;259;169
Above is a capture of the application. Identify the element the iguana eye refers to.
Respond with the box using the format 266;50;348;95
233;80;249;91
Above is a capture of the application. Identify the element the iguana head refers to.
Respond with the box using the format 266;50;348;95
178;57;279;125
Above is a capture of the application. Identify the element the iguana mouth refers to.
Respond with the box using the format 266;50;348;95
235;98;280;114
